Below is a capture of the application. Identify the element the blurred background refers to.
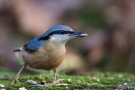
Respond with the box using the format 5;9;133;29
1;0;135;76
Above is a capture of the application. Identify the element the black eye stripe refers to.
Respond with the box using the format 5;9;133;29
38;36;49;41
49;30;74;35
38;30;74;41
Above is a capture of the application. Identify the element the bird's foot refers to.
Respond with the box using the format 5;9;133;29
51;79;68;86
51;81;56;85
11;75;19;84
52;79;64;84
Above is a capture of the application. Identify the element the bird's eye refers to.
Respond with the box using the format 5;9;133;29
58;31;74;35
59;31;65;34
61;31;65;34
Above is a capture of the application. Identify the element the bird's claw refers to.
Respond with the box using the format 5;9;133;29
11;75;19;84
51;81;56;85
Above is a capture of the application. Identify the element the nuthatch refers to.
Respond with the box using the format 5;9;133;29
12;25;88;84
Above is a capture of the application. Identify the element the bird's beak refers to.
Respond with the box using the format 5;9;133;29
73;31;88;37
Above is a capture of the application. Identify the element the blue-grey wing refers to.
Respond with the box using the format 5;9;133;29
23;37;45;53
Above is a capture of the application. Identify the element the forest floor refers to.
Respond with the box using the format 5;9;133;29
0;72;135;90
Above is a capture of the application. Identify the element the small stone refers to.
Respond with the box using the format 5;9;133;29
33;84;44;88
19;87;27;90
118;85;122;87
124;83;127;86
26;80;37;84
0;89;6;90
0;84;4;88
56;83;68;86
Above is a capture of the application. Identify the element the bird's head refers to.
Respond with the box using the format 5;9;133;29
39;25;88;43
23;25;88;53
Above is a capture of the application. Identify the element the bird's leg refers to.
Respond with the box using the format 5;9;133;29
11;66;24;84
52;68;58;85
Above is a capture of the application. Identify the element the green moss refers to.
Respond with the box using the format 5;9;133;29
0;72;135;90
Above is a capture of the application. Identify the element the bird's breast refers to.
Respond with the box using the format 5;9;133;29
22;41;66;70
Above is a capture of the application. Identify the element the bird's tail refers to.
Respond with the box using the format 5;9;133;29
13;47;23;52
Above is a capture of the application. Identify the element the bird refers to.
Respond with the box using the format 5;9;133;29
12;25;88;84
